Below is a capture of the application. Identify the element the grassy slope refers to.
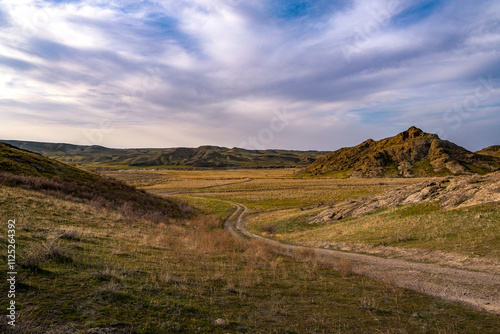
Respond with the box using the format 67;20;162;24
0;142;187;220
2;185;500;333
247;202;500;259
476;145;500;158
0;142;98;183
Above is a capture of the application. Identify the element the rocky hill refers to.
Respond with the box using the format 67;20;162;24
2;140;329;169
476;146;500;158
0;142;189;220
299;127;500;178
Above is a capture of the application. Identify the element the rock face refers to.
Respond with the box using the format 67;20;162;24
308;172;500;225
300;127;500;178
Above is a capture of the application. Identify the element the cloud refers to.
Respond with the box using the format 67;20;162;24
0;0;499;151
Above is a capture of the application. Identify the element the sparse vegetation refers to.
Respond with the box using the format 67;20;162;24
2;185;500;333
2;141;500;333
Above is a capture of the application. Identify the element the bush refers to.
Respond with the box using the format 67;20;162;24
260;224;277;235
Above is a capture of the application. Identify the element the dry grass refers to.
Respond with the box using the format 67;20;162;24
276;202;500;259
22;240;69;268
109;169;420;213
333;258;354;277
293;246;318;262
4;171;500;333
58;228;81;241
245;239;276;263
0;171;190;223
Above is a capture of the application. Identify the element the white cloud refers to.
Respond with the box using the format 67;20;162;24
0;0;499;151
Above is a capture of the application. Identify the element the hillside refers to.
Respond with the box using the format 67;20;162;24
0;142;189;220
2;140;329;169
299;127;500;178
476;145;500;158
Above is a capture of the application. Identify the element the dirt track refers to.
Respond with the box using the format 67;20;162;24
223;201;500;315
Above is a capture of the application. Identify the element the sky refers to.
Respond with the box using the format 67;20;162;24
0;0;499;151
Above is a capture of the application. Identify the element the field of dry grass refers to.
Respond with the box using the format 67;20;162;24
2;168;500;332
105;168;500;260
142;169;499;261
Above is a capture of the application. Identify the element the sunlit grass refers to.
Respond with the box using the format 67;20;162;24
249;201;500;259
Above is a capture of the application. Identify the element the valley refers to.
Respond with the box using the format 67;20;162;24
2;131;500;333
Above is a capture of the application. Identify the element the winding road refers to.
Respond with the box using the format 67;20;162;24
222;200;500;315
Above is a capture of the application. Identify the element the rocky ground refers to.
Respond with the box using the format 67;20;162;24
308;171;500;224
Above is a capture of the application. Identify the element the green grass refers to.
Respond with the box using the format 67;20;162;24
2;185;500;333
273;202;500;258
0;143;99;183
295;169;351;178
381;163;400;177
173;195;236;221
246;208;328;236
463;163;493;175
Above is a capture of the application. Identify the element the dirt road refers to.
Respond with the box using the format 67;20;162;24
223;201;500;315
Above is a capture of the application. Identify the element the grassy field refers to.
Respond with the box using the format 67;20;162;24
108;168;500;259
2;169;500;333
106;169;422;210
261;202;500;259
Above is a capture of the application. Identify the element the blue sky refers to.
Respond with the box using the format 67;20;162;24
0;0;499;151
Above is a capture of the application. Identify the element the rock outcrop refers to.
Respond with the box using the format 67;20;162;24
299;127;500;178
308;172;500;224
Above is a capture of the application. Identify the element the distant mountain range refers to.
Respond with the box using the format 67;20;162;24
1;140;329;169
298;127;500;178
3;128;498;177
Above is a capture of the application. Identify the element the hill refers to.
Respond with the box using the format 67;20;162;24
2;140;329;169
0;142;189;220
299;127;500;178
476;145;500;158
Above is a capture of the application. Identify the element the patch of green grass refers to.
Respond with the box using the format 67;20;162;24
394;202;441;218
174;195;235;221
295;169;351;178
412;159;452;177
382;163;400;177
247;208;327;236
463;163;492;175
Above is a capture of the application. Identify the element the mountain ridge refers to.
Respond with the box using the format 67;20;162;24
476;145;500;158
1;140;329;169
299;127;500;178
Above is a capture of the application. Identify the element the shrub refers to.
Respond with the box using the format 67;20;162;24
22;240;71;268
59;228;81;241
260;224;277;235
